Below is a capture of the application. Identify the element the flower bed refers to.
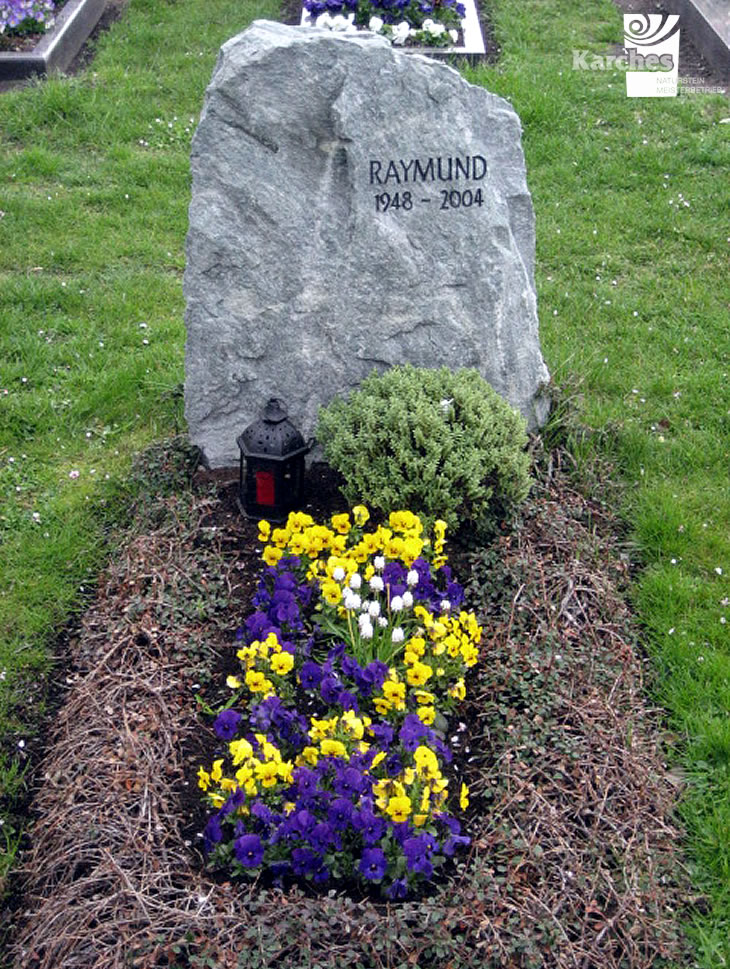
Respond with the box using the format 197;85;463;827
300;0;486;55
198;506;480;898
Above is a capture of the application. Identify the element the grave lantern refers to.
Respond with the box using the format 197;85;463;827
237;398;310;521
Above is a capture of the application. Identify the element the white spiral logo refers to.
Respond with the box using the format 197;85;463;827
624;14;681;47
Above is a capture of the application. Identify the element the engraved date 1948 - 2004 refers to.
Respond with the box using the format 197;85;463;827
369;153;488;215
375;188;484;213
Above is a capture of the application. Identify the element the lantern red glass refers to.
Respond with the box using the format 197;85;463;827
237;398;310;521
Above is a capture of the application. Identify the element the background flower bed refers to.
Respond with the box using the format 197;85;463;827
6;441;689;969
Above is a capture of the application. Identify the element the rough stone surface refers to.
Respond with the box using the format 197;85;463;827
184;20;550;468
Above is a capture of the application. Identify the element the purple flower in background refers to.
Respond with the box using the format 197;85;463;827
213;708;242;740
234;833;264;867
308;821;337;853
358;847;387;881
291;846;322;876
387;878;409;900
203;814;222;853
337;689;359;712
299;660;323;690
369;720;395;747
403;835;434;876
320;674;342;704
328;796;354;831
334;766;366;798
353;809;385;846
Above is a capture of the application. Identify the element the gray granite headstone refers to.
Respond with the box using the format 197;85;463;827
184;20;550;468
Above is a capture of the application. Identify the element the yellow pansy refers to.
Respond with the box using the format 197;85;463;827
460;783;470;810
299;746;319;766
406;661;433;687
352;505;370;526
255;760;280;788
385;795;412;823
382;681;406;706
320;738;347;759
229;738;254;765
262;545;283;567
321;580;342;606
270;651;294;676
417;705;436;725
257;520;271;542
450;679;466;701
210;759;224;783
330;512;351;535
245;669;273;693
197;767;210;791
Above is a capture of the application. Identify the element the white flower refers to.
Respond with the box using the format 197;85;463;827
440;599;452;612
378;617;388;628
349;573;362;589
374;555;385;572
369;15;384;31
315;11;332;28
358;612;372;630
368;601;381;618
332;566;346;582
426;20;445;36
360;620;374;640
402;590;414;608
331;14;351;31
392;21;410;45
391;627;405;644
449;29;458;43
370;575;384;592
390;595;404;612
406;569;419;588
344;591;361;611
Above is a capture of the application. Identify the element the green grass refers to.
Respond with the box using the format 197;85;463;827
1;0;729;962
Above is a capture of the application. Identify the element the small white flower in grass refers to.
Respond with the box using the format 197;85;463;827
715;567;723;575
349;573;362;590
369;15;383;31
406;569;419;588
390;595;404;612
332;566;346;582
368;601;381;618
370;575;384;592
391;627;405;644
374;555;385;572
402;590;413;608
69;470;80;480
32;512;41;523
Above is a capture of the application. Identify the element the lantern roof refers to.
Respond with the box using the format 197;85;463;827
237;398;309;460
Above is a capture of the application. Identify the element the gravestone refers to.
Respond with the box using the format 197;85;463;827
184;20;550;469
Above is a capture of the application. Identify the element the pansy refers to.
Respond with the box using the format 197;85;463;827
234;833;264;868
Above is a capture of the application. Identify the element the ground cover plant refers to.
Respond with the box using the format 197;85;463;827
0;0;728;963
316;365;531;540
0;0;55;38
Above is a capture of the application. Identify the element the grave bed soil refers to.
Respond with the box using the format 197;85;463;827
4;439;692;969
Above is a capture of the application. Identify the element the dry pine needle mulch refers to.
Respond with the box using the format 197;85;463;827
9;451;690;969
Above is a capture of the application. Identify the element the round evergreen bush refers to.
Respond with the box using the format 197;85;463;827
316;365;532;538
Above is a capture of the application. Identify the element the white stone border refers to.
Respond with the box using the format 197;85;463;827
300;0;486;56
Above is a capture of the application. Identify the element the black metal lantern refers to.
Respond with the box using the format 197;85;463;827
237;398;310;521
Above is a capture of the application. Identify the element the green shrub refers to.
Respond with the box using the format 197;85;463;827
316;365;532;539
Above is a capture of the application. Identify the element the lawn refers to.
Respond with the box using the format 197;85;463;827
0;0;728;964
